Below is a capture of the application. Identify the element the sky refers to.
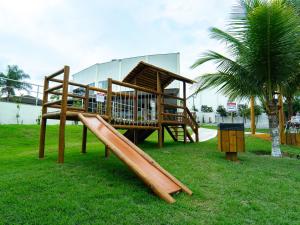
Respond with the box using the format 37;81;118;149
0;0;237;85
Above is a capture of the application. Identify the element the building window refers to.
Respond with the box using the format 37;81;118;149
98;80;108;89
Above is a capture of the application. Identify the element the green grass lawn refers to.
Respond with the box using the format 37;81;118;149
0;125;299;225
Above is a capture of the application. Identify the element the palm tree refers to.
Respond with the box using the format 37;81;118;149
0;65;31;99
191;0;300;157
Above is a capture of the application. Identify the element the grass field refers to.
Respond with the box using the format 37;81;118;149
0;125;299;225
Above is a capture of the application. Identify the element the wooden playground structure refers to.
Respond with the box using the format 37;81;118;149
39;62;198;163
38;62;197;203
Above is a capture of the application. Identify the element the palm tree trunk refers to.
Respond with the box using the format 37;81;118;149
287;96;293;120
268;101;282;157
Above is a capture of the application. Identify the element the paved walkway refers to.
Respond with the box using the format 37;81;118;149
193;128;218;142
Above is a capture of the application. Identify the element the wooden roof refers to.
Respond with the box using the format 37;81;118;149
122;61;194;90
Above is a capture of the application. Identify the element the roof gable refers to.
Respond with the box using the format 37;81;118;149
122;61;194;90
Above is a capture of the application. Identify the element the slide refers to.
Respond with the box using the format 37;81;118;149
78;113;192;203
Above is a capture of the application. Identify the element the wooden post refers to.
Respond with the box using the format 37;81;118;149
105;145;110;158
82;85;89;154
195;127;199;142
279;94;285;144
105;78;112;157
226;152;238;161
250;96;256;135
39;76;49;159
82;126;87;154
157;72;163;148
133;80;138;144
106;78;112;122
183;82;187;144
58;66;69;163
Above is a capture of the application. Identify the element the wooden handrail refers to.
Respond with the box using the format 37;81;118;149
186;108;197;126
46;68;64;80
112;79;158;94
43;100;61;107
84;85;89;112
49;104;86;111
161;112;184;117
161;120;183;124
48;91;86;99
162;93;184;101
87;86;108;93
89;86;135;98
49;78;87;88
45;84;63;93
162;103;185;109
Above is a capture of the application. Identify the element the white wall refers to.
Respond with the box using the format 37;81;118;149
72;52;181;90
187;87;230;112
196;112;270;129
0;102;71;125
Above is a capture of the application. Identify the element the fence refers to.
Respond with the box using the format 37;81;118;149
196;112;270;129
0;77;43;106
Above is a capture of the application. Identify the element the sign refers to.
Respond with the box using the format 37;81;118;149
227;102;237;112
96;92;106;102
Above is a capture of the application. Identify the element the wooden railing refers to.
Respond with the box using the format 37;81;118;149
42;66;89;116
42;68;197;133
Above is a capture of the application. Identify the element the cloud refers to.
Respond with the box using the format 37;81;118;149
0;0;237;84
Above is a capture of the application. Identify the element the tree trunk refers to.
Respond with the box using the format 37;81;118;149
268;101;282;157
287;96;293;120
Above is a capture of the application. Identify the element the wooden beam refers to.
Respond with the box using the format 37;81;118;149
82;86;89;153
112;125;159;129
48;104;85;112
165;125;178;141
105;145;110;158
43;100;61;107
161;120;183;125
157;72;163;148
49;78;87;88
46;68;64;80
106;78;112;122
112;79;158;94
162;103;185;109
45;84;63;93
183;81;187;144
162;93;184;101
49;91;86;99
133;79;138;145
39;77;49;159
88;86;108;93
82;125;87;153
58;66;69;163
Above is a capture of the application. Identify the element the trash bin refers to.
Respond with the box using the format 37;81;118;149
218;123;245;161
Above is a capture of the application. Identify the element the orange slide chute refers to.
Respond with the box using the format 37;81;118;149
78;114;192;203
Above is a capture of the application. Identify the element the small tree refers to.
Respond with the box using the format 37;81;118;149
192;105;199;112
238;104;248;123
245;104;263;125
201;105;213;113
216;105;227;122
0;65;31;99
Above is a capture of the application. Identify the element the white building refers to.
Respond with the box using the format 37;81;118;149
72;52;181;91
